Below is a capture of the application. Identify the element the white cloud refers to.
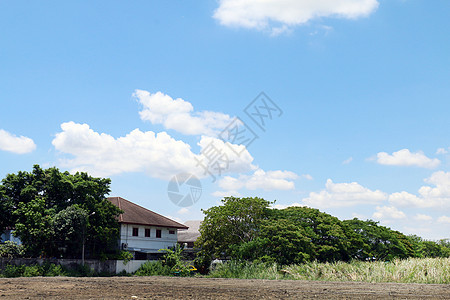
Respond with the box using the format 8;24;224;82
389;171;450;209
376;149;440;168
211;190;242;198
196;136;256;175
0;129;36;154
302;179;387;208
437;216;450;224
213;0;379;34
414;214;433;222
218;169;298;192
135;90;233;136
436;148;448;155
177;208;190;215
342;157;353;165
302;174;314;180
372;206;406;220
271;202;304;210
52;122;257;180
52;122;197;179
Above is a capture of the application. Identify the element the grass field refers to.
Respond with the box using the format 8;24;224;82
208;257;450;284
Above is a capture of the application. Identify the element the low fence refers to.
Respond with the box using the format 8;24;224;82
0;258;150;274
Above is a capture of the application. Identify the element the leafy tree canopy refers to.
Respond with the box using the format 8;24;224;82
0;165;121;258
195;197;449;267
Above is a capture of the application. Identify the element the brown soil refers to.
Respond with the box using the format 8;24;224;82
0;276;449;299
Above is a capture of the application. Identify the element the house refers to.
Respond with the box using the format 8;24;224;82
108;197;188;260
177;220;202;249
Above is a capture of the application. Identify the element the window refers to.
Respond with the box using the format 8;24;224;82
145;228;150;237
169;230;175;235
156;229;162;238
132;227;139;237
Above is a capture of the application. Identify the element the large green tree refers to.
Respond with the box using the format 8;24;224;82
343;218;415;261
195;196;272;258
195;197;427;267
0;165;121;258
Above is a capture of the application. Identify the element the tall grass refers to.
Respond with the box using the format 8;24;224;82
208;261;287;280
209;258;450;284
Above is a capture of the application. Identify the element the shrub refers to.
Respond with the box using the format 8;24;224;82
2;265;25;277
0;241;24;258
134;261;171;276
117;251;133;265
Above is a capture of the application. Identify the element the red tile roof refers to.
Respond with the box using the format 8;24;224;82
108;197;188;229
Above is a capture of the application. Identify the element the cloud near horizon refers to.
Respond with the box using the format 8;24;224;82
389;171;450;209
302;179;387;208
0;129;36;154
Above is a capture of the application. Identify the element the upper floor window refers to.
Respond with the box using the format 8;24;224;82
132;227;139;237
169;230;175;235
156;229;162;238
145;228;151;237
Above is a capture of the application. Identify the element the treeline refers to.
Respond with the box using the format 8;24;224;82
0;165;121;259
195;197;450;269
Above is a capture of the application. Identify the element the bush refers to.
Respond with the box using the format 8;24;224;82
117;251;133;265
0;263;67;278
134;261;171;276
2;265;25;277
0;241;24;258
23;265;42;277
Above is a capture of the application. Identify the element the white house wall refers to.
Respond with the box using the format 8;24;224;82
119;224;178;252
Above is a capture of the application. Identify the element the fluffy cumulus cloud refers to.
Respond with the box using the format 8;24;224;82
376;149;440;168
214;0;379;34
372;206;406;220
217;169;298;192
135;90;233;136
302;179;387;208
0;129;36;154
389;171;450;209
52;122;256;180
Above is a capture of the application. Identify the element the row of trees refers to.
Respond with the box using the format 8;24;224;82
195;197;450;268
0;165;122;259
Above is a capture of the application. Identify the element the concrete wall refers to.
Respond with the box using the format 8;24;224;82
0;258;153;274
115;260;149;274
0;258;116;274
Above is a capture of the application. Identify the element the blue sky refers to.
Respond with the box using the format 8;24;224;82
1;0;449;240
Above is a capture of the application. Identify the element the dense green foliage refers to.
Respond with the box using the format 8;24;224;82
0;241;24;258
0;263;66;278
195;197;450;269
0;165;122;258
135;244;193;276
134;260;172;276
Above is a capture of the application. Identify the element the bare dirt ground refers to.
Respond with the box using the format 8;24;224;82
0;276;449;299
